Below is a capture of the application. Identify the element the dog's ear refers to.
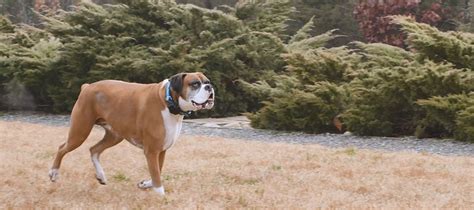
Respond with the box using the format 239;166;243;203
170;73;187;94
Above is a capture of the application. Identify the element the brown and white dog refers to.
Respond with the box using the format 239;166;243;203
48;72;214;196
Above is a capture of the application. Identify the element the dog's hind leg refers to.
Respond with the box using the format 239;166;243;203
49;107;95;182
89;130;123;185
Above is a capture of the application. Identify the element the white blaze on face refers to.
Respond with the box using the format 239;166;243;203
192;84;211;104
179;82;214;111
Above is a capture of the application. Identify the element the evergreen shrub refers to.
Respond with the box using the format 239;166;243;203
0;0;292;115
245;16;474;141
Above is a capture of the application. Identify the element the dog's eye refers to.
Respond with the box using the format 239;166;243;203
203;80;210;84
191;81;200;87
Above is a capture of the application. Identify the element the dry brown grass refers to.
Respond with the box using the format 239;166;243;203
1;121;473;209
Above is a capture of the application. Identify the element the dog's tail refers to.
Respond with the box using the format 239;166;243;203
81;83;90;92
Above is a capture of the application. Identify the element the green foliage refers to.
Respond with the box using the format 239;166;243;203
243;32;351;133
0;16;15;33
288;16;314;44
286;29;340;51
245;76;346;133
235;0;294;39
0;0;291;115
195;31;286;115
339;18;473;140
112;171;130;182
344;60;472;137
0;17;54;109
416;93;474;140
290;0;362;46
339;17;473;140
283;46;354;83
1;1;473;142
393;16;474;69
456;104;474;141
245;16;474;141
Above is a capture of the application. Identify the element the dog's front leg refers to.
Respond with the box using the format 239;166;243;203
141;149;165;196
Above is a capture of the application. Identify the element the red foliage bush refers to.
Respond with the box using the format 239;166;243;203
354;0;463;48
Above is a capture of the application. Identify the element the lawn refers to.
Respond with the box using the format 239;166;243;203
0;121;473;208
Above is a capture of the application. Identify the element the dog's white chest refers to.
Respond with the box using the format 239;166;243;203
161;108;184;150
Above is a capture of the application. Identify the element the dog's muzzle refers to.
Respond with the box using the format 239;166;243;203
191;84;214;110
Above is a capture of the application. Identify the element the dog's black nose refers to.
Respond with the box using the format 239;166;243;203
204;84;213;92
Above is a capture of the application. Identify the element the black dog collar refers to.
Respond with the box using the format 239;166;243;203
165;82;191;116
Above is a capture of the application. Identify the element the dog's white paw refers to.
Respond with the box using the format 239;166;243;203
153;186;165;196
137;180;165;195
137;180;153;189
49;168;59;182
91;153;107;185
96;174;107;185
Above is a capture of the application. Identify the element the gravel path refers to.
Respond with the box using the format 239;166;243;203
1;112;473;157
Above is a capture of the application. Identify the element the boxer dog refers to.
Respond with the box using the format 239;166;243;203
48;72;214;196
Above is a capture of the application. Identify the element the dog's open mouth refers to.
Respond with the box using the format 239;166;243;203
192;93;214;109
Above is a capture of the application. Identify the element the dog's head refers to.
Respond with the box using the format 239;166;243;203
169;72;215;111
